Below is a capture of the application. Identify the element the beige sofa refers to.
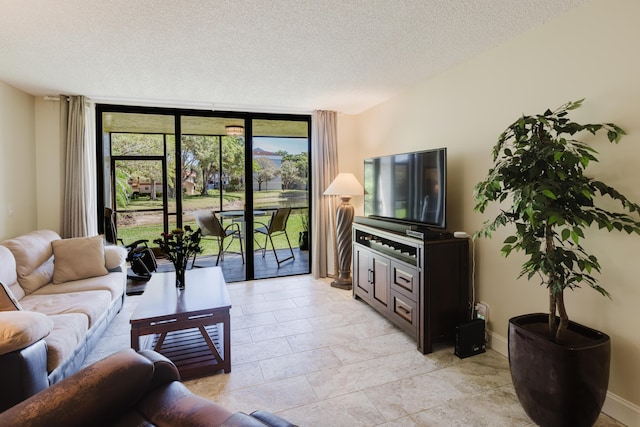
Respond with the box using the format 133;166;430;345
0;230;127;411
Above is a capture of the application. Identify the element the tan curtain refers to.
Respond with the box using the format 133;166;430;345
311;110;339;278
61;96;97;238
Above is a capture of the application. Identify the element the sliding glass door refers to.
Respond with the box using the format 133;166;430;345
251;118;310;280
97;105;310;282
180;116;247;282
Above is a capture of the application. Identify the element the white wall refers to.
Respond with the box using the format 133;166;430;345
350;0;640;423
0;86;63;239
0;81;37;239
35;97;63;232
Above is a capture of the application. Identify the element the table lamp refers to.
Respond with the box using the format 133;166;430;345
324;173;364;289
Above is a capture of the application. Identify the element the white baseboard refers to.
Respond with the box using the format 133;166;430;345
602;393;640;427
487;329;508;357
487;329;640;427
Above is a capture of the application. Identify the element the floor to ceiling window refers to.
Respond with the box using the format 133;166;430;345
251;118;310;280
96;105;311;282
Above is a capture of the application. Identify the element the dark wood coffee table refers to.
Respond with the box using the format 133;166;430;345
130;267;231;379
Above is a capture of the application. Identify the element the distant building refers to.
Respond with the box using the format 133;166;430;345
183;170;197;195
129;171;197;198
253;148;282;191
130;177;163;199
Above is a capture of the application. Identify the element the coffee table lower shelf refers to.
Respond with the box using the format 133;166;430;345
138;323;230;380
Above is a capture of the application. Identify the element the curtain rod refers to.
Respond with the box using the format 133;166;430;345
43;96;72;102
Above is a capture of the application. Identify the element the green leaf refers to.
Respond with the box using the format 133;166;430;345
504;235;518;244
571;230;580;245
580;156;589;168
566;99;584;110
525;206;534;221
542;189;557;200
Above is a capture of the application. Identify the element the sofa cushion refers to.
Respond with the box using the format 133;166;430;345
0;246;18;290
1;230;60;294
19;290;111;328
52;236;109;284
45;313;89;372
32;271;126;302
104;245;127;271
19;259;55;295
0;281;22;311
0;247;24;301
0;311;54;356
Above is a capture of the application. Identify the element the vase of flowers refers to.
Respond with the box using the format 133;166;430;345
154;226;202;289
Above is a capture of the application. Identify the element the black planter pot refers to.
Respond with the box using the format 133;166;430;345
299;231;309;251
509;313;610;427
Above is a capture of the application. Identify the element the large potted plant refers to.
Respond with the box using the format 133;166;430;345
473;99;640;427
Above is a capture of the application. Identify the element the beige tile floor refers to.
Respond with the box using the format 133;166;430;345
84;274;625;426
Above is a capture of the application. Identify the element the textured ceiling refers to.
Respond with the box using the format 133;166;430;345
0;0;587;114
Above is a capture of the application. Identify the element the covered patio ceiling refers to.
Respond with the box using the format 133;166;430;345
102;112;309;138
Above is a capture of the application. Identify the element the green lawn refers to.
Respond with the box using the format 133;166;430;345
116;191;308;256
120;190;307;211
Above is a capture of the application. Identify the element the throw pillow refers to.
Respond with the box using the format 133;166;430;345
104;245;128;270
0;311;54;356
1;230;60;294
0;281;22;311
52;236;109;284
18;258;54;294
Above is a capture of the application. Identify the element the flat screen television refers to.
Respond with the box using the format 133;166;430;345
364;148;447;229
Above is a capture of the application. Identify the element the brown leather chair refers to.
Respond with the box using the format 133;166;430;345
0;349;296;427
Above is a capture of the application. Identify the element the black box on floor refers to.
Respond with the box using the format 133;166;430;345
455;319;486;359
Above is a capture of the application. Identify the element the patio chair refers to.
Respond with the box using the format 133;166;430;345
255;207;294;267
193;211;244;266
104;207;157;281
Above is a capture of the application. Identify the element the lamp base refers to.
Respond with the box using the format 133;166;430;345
331;279;353;291
331;199;355;291
331;271;352;290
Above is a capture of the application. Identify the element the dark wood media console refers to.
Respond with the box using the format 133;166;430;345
352;220;470;353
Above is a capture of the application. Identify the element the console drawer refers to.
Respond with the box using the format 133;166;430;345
390;291;418;336
390;261;418;301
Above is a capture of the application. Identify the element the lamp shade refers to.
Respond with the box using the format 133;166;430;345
324;173;364;197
